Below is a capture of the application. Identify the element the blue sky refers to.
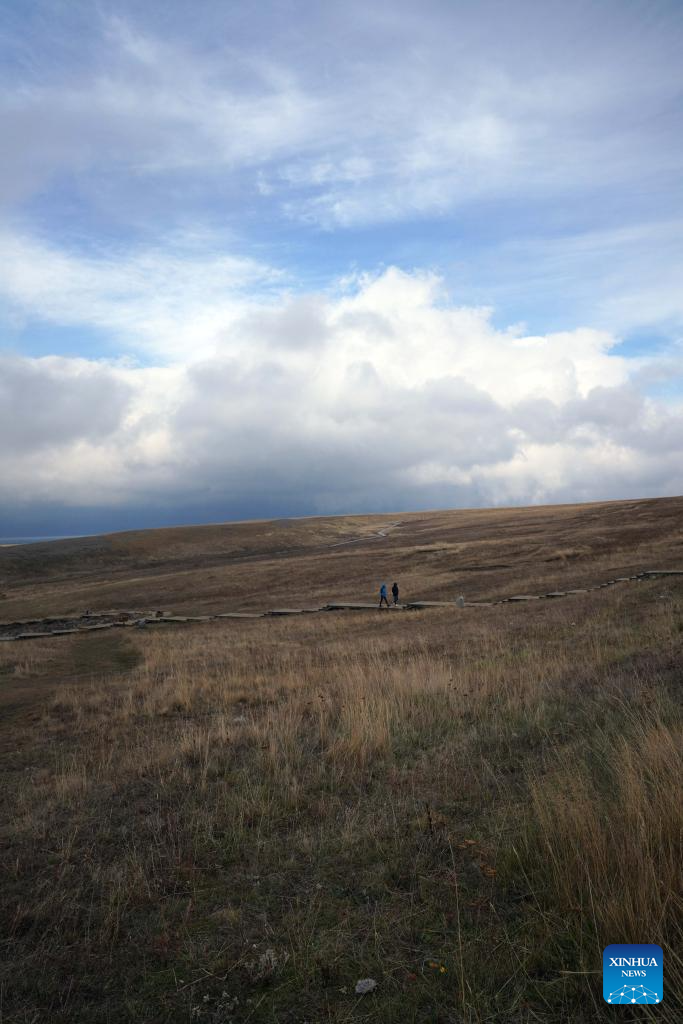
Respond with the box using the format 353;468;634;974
1;0;683;534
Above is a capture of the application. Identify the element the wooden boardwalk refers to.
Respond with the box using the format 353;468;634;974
1;569;681;643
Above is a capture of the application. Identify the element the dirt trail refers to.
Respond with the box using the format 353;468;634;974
328;520;402;547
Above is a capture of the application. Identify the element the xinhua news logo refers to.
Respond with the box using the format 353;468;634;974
603;944;663;1004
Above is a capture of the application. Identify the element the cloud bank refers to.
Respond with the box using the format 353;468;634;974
2;268;682;529
1;3;682;531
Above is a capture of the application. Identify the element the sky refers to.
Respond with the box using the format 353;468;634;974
1;0;683;536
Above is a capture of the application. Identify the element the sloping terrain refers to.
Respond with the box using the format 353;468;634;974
1;496;682;622
0;497;681;1023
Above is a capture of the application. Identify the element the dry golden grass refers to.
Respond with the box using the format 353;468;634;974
2;495;683;622
0;639;59;678
2;577;681;1022
528;715;682;947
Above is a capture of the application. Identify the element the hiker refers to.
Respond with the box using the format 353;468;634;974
391;581;399;605
379;583;389;608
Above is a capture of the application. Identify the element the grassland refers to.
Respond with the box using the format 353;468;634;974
2;497;683;621
1;498;682;1022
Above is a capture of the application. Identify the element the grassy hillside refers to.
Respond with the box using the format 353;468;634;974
1;498;682;1022
2;496;683;620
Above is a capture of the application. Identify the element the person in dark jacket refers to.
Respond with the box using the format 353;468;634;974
379;583;389;608
391;581;399;605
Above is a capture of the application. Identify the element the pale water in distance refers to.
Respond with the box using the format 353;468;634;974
0;535;86;545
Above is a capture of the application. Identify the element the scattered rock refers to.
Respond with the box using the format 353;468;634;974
247;947;288;981
355;978;377;995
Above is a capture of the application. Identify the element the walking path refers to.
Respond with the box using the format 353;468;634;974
1;569;681;643
328;522;402;547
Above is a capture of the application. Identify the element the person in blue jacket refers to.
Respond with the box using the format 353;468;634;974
379;582;389;608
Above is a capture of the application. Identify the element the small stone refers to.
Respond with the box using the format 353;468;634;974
355;978;377;995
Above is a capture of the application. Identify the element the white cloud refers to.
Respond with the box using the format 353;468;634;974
0;229;283;359
0;5;681;356
0;354;133;454
0;15;324;205
2;267;682;517
2;5;681;231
